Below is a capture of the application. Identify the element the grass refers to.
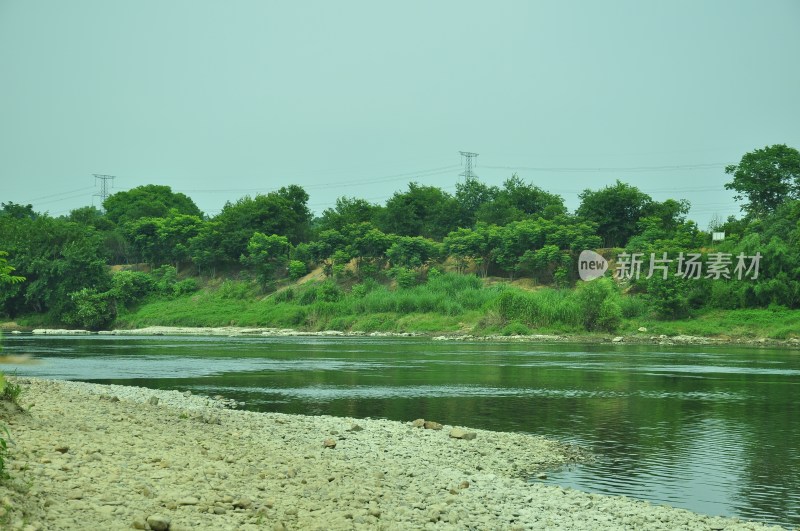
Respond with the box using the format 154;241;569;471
50;272;800;341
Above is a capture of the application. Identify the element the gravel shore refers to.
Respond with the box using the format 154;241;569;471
0;378;783;530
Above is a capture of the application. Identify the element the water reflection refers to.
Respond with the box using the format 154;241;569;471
4;335;799;528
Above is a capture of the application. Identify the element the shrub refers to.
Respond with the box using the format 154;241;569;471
64;288;116;330
645;275;690;319
575;278;621;331
317;281;342;302
501;321;531;336
217;280;251;300
273;288;294;303
288;260;307;281
172;278;198;296
110;270;155;305
391;267;418;289
620;295;649;318
298;286;318;305
597;297;623;332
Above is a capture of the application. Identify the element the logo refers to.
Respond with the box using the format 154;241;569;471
578;250;608;281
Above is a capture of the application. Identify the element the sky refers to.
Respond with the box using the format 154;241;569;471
1;0;799;229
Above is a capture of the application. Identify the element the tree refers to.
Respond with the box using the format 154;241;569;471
241;233;291;290
725;144;800;219
376;183;461;240
213;186;312;264
455;177;498;227
317;197;379;233
576;180;654;248
386;236;441;269
1;202;37;220
103;185;202;225
0;251;24;285
443;223;498;276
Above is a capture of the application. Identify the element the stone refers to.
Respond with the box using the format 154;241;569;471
637;327;648;333
233;497;252;509
146;514;171;531
612;336;624;343
536;472;547;479
410;418;425;428
55;445;69;454
449;428;477;440
346;423;363;432
132;517;147;530
323;438;337;449
148;396;160;406
177;497;199;506
423;421;443;430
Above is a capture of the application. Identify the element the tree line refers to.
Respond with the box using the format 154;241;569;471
1;144;798;328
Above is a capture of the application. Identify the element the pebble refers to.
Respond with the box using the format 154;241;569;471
0;377;781;531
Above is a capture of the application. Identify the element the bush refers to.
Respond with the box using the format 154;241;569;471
597;297;623;332
151;265;178;294
110;270;155;305
575;278;621;331
273;288;294;303
288;260;307;281
500;321;531;336
217;280;251;300
645;275;690;319
620;295;649;319
298;286;318;305
172;278;198;296
317;281;342;302
391;267;418;289
64;288;116;330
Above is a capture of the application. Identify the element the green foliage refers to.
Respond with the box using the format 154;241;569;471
64;288;115;330
575;278;622;331
103;184;202;226
0;215;110;320
644;275;691;320
386;236;440;269
725;144;800;219
288;260;307;281
241;233;291;290
0;251;24;285
217;279;253;300
376;182;461;240
172;278;198;296
0;422;9;481
500;321;532;336
390;267;419;289
577;180;654;248
110;270;156;306
317;281;343;302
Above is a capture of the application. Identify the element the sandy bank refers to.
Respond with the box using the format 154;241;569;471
0;378;781;530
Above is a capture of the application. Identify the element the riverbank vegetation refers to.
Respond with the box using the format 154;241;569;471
1;144;799;339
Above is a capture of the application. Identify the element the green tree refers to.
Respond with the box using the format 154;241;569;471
386;236;440;269
241;233;291;290
455;177;498;227
576;180;654;247
443;223;498;276
0;251;24;285
214;186;311;264
103;185;202;225
318;197;380;232
725;144;800;219
376;183;461;240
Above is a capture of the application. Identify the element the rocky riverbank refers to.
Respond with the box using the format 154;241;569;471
20;325;800;348
0;378;782;530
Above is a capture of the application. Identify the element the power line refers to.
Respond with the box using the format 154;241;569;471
482;163;727;173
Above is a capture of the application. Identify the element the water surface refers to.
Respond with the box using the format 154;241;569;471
4;335;798;528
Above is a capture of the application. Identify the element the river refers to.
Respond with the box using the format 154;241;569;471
3;334;798;528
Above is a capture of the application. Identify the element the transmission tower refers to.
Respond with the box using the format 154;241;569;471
459;151;478;180
93;174;115;207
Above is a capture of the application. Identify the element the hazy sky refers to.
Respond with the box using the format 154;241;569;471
2;0;799;228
